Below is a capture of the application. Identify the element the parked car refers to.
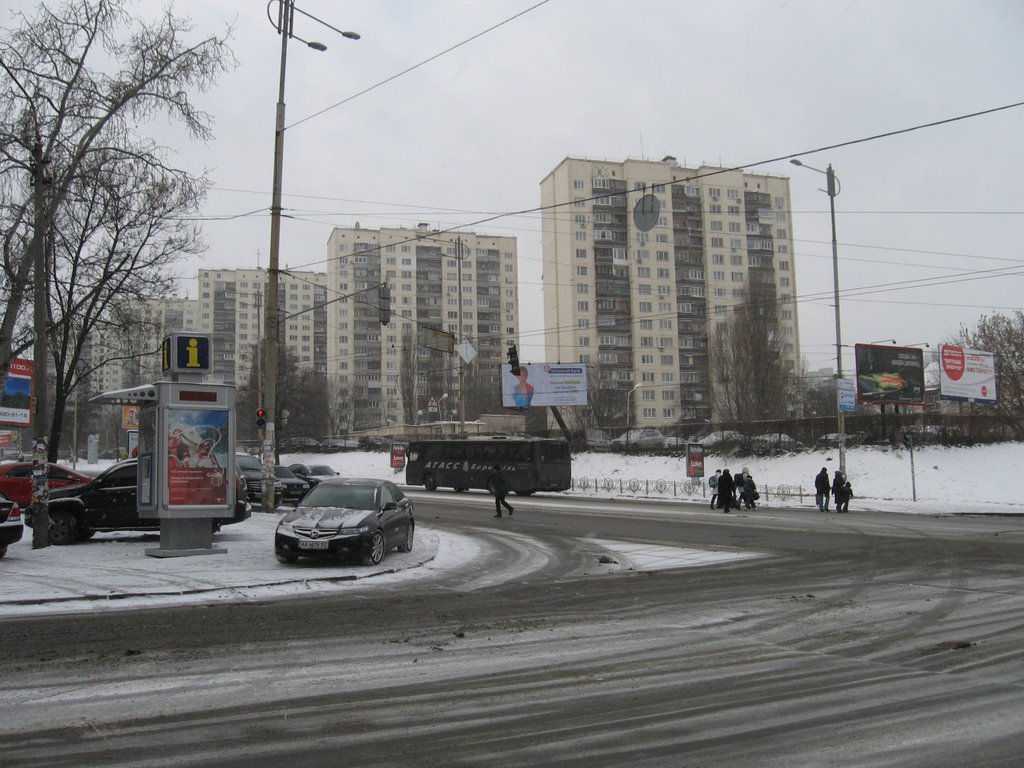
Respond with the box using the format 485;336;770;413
273;465;310;504
0;492;23;558
235;453;284;507
611;428;666;452
750;433;803;455
274;477;414;566
0;462;93;508
26;459;251;545
583;429;612;452
287;463;339;487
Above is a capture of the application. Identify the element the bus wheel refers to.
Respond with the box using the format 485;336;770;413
515;490;535;496
454;487;467;493
423;474;438;491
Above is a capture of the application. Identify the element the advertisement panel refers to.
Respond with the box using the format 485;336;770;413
0;358;32;426
686;443;705;479
854;344;926;406
500;363;588;407
166;408;230;507
938;345;997;404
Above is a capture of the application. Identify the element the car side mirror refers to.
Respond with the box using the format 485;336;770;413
382;501;398;512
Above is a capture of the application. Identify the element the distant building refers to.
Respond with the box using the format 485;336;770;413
325;223;519;432
540;156;801;426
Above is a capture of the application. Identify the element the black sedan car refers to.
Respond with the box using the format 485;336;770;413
287;463;339;487
273;465;310;504
0;492;23;558
274;477;414;566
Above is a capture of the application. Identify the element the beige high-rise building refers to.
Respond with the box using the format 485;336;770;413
326;223;519;432
541;156;800;429
195;268;328;386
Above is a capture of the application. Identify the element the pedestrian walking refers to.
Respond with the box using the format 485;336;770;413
488;465;514;518
741;474;758;510
814;467;831;511
831;470;846;510
718;469;735;513
708;469;721;509
836;481;853;513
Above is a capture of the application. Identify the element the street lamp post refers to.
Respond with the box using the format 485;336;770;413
263;0;358;509
791;158;845;476
626;383;642;452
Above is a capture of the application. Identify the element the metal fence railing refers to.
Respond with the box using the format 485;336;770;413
570;476;806;503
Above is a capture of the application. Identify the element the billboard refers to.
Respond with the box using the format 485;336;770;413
854;344;926;406
500;362;588;408
938;344;996;404
0;358;33;426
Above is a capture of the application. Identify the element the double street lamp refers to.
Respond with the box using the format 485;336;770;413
263;1;358;509
790;158;846;476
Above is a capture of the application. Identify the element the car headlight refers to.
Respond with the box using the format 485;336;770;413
338;526;369;536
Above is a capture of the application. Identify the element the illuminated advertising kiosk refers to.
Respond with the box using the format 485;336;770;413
92;333;236;558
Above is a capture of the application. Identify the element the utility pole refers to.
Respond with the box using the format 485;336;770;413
30;141;50;548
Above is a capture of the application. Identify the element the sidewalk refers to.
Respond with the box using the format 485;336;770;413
0;514;441;617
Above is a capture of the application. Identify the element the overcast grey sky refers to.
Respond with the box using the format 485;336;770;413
8;0;1024;373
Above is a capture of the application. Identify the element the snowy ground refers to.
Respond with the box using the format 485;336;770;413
2;442;1019;618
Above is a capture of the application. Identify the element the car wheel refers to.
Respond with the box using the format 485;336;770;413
49;511;78;545
0;544;7;559
364;530;385;565
276;552;298;564
397;522;414;553
423;473;438;491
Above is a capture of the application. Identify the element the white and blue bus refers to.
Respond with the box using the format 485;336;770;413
405;437;571;495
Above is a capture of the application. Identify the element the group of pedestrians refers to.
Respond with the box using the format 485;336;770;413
814;467;852;512
707;468;758;513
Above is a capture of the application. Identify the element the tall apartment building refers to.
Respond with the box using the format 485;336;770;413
540;156;800;428
325;223;519;432
194;268;328;385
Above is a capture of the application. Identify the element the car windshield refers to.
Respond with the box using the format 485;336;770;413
236;454;261;471
273;466;297;479
309;465;336;475
302;483;376;510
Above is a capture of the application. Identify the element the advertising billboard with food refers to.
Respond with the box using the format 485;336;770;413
854;344;926;406
938;344;996;404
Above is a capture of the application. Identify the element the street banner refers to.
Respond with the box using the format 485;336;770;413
938;345;997;404
854;344;926;406
0;358;32;426
501;362;588;407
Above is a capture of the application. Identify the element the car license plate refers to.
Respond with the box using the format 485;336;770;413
298;539;329;550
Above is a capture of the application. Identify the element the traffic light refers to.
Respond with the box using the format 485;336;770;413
256;407;266;428
379;283;391;325
507;343;520;376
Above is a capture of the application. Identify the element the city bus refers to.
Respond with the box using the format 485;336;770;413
405;437;572;495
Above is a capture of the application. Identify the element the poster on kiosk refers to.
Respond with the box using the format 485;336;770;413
135;381;235;519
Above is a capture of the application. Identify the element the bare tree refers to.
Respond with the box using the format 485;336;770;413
958;312;1024;439
46;151;203;458
712;283;791;424
0;0;234;393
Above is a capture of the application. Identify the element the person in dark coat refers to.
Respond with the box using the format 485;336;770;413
488;465;514;518
742;474;758;510
831;470;846;510
836;481;853;513
814;467;831;511
718;469;735;513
